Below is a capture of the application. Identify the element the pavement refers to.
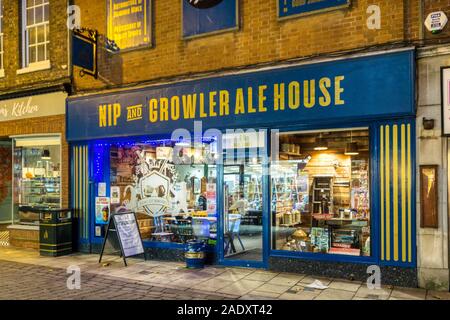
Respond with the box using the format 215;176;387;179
0;246;449;300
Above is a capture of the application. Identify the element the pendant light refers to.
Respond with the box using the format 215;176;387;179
314;134;328;151
41;149;51;160
345;131;359;156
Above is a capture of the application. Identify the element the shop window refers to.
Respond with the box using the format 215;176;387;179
271;128;371;257
12;136;61;225
107;139;218;244
0;0;3;73
20;0;50;69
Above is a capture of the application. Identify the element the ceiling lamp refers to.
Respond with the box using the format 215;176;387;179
41;149;51;160
345;131;359;156
314;135;328;151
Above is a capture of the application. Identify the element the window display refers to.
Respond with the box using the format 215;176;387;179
272;129;371;257
108;140;217;244
12;137;61;225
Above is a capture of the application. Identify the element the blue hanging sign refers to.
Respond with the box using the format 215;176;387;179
107;0;152;50
66;50;415;141
72;29;98;78
278;0;351;19
183;0;238;38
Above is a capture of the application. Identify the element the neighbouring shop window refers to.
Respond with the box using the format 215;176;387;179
12;136;61;225
0;0;4;72
0;140;12;224
107;139;218;244
271;128;371;257
21;0;50;67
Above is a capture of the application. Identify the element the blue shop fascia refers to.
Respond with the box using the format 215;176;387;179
67;48;418;286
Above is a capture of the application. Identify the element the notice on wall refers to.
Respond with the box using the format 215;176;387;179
113;212;145;257
111;186;121;204
95;197;111;224
107;0;152;50
278;0;350;19
183;0;238;38
442;68;450;136
98;182;107;197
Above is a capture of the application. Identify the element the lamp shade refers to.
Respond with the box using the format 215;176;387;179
345;142;359;155
41;149;51;160
314;137;328;151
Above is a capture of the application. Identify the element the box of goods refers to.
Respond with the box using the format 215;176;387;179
283;212;293;225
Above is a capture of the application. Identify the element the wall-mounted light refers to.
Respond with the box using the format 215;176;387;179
423;118;435;130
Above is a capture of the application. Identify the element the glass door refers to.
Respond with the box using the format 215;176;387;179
221;157;266;266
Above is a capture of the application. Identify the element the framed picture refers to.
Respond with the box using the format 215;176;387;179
420;165;438;228
106;0;152;51
278;0;351;20
182;0;239;39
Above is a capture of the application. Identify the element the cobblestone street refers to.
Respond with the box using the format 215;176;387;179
1;247;449;300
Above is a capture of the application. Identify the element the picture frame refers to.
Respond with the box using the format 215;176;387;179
420;165;439;228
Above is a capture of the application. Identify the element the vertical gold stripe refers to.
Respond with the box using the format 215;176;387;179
84;146;88;239
401;124;407;262
74;147;78;226
407;124;412;262
385;125;391;261
393;125;399;261
380;126;385;260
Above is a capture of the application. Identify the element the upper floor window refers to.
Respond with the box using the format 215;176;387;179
0;0;4;73
21;0;49;68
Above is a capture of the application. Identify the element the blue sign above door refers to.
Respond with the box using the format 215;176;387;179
66;50;415;141
278;0;351;19
183;0;238;38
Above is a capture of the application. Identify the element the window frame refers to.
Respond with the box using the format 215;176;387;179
270;127;375;262
19;0;50;72
0;0;4;77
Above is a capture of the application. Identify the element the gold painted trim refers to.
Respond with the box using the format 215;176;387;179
40;242;72;247
39;248;72;253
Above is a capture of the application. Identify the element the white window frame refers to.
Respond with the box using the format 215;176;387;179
18;0;50;74
0;0;4;78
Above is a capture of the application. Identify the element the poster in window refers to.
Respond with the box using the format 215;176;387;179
420;165;438;228
95;197;111;224
278;0;351;19
182;0;239;38
107;0;152;50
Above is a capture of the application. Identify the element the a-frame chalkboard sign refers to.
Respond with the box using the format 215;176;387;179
99;211;146;266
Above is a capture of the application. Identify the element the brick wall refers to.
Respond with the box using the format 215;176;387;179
73;0;417;92
0;115;69;208
0;0;70;93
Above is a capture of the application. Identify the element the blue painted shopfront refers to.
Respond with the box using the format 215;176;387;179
67;49;416;270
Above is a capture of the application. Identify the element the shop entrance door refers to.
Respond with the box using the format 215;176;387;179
219;156;268;268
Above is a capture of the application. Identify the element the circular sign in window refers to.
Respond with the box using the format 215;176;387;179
187;0;223;9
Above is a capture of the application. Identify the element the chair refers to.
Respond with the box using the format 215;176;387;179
224;214;245;254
